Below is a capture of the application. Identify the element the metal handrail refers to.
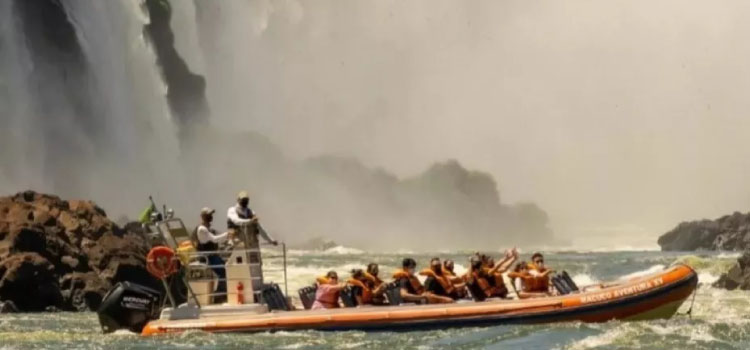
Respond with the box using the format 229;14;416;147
180;242;289;302
147;217;289;307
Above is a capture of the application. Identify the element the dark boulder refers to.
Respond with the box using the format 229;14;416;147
0;253;63;311
60;272;110;311
0;191;159;312
0;300;18;313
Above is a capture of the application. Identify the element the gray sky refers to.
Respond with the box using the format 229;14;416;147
182;0;750;248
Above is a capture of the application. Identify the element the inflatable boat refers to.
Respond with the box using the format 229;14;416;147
96;218;697;336
138;263;697;336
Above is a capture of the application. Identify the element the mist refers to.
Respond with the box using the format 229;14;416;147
177;0;750;249
2;1;750;251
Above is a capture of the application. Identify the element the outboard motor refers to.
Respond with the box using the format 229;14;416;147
97;282;161;334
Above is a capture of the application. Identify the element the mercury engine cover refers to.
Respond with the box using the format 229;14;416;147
97;282;161;333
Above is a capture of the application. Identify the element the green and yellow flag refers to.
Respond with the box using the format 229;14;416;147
138;203;157;224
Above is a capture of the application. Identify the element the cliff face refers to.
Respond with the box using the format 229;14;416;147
0;191;158;312
658;212;750;251
143;0;209;129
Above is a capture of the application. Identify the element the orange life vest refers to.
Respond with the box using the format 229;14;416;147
484;268;508;297
471;269;505;298
526;263;550;292
316;276;332;285
392;269;424;294
442;266;455;277
347;278;373;304
508;271;536;292
471;271;494;297
419;269;455;295
364;272;383;289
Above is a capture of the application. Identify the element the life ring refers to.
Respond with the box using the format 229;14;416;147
146;246;178;280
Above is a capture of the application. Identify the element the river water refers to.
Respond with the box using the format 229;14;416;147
0;250;747;350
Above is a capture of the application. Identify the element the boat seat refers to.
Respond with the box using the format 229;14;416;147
261;283;291;311
561;271;579;292
552;276;571;295
340;286;357;307
384;282;402;305
298;285;317;310
552;271;579;295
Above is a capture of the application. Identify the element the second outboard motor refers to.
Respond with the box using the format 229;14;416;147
97;282;161;334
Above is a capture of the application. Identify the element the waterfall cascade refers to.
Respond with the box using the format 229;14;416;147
0;0;182;216
0;0;554;250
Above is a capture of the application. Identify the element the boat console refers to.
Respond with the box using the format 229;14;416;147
98;216;290;333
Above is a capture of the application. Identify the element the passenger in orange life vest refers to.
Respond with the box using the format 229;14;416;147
509;261;549;299
527;252;554;293
485;250;518;294
365;263;387;305
312;271;343;310
347;269;374;306
393;258;453;304
420;257;458;301
442;259;468;299
466;249;517;300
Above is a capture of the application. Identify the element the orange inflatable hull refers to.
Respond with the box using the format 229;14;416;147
142;264;697;336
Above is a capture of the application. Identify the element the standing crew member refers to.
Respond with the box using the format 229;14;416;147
195;207;230;302
227;191;278;246
227;191;278;298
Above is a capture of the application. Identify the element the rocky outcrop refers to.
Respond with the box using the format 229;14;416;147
658;212;750;251
0;300;18;313
714;250;750;290
0;191;159;312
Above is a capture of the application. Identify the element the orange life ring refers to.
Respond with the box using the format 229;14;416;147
146;246;178;279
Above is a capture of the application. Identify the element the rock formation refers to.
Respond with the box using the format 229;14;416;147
143;0;209;129
714;250;750;290
0;191;159;312
658;211;750;251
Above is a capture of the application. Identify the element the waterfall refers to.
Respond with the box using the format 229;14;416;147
0;0;183;216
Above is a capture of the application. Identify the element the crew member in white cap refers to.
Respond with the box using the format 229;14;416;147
227;191;277;298
196;207;229;301
227;190;277;246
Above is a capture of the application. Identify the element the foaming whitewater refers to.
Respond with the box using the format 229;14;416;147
3;250;750;349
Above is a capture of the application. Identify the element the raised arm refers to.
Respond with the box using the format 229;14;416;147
489;250;518;274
